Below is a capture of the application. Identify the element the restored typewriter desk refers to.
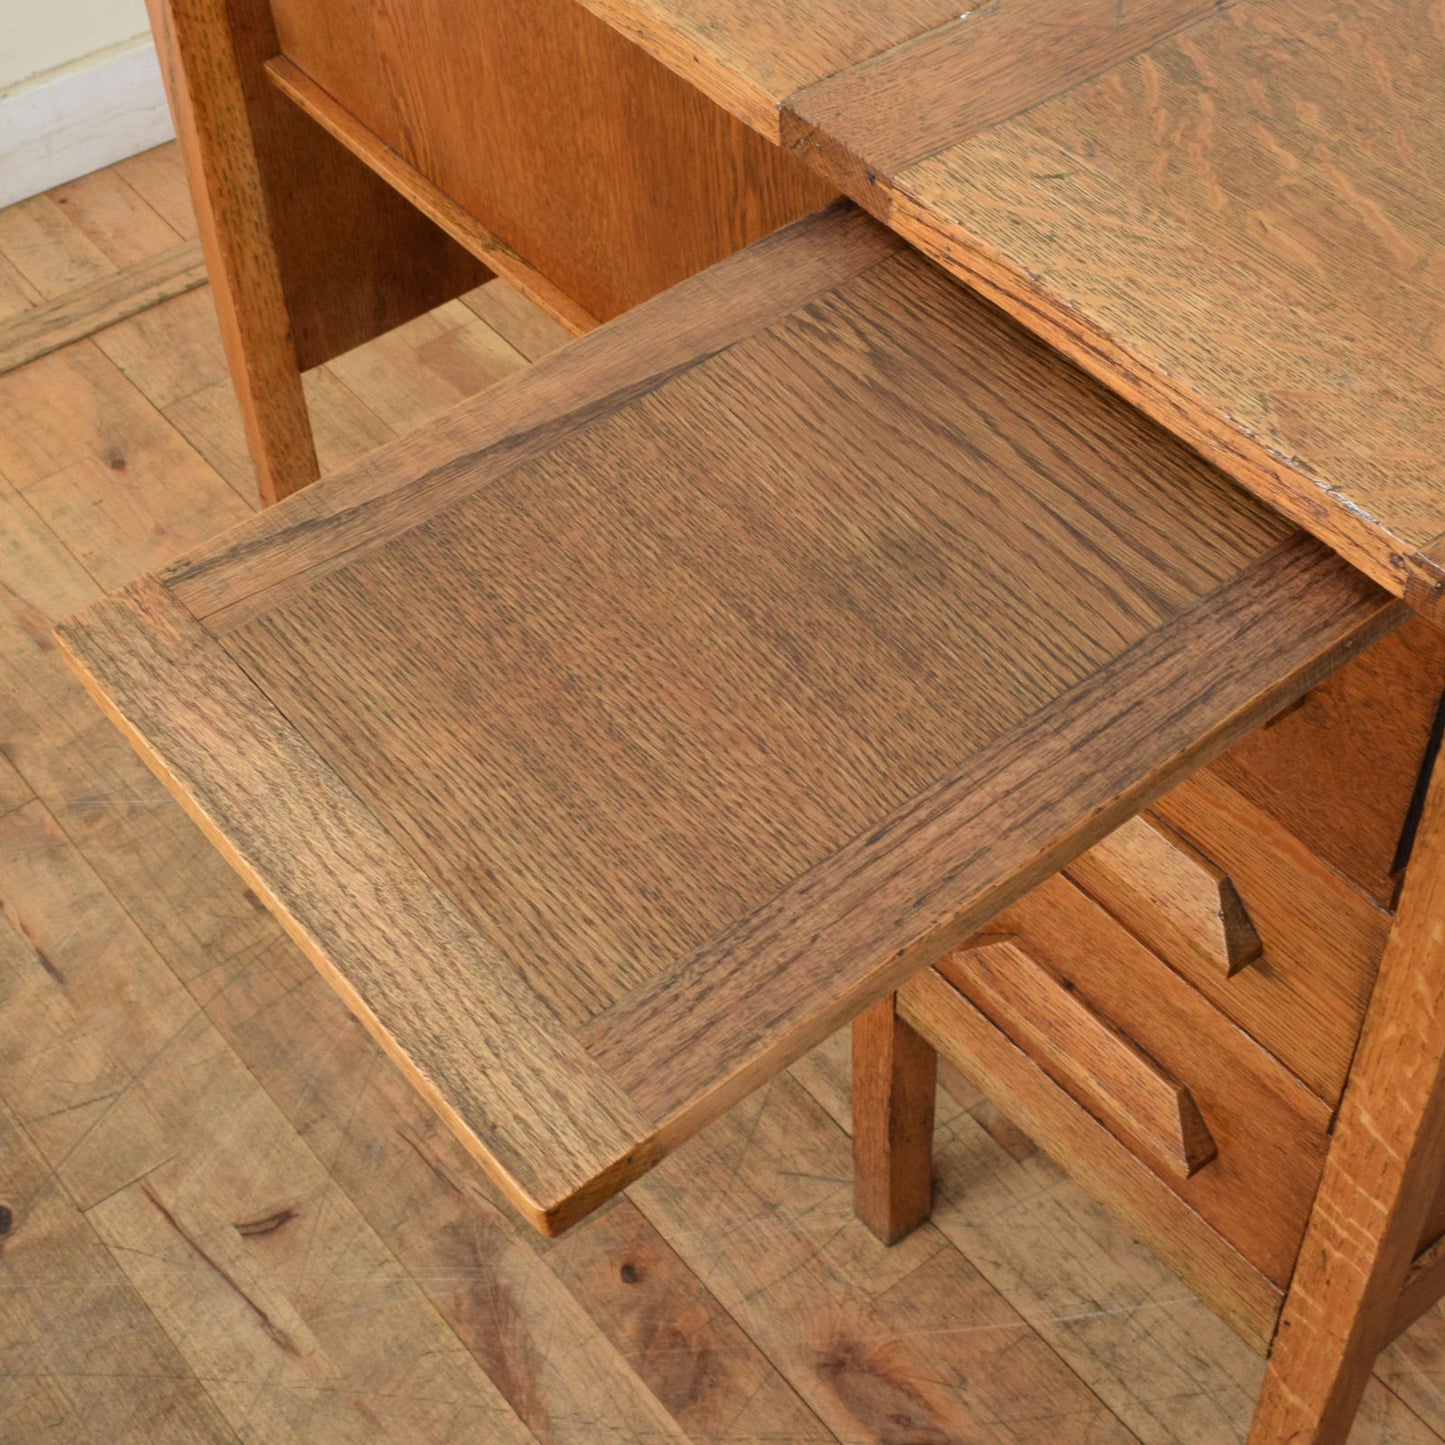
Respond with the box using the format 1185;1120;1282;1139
66;1;1445;1440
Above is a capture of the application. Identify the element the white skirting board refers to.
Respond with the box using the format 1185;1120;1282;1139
0;38;176;210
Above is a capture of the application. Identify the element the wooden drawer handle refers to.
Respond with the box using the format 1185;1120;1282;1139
1067;813;1262;979
940;937;1217;1180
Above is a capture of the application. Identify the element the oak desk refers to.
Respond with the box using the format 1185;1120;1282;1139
74;1;1445;1441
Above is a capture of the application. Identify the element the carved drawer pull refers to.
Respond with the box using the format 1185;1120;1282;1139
940;937;1217;1180
1067;813;1262;979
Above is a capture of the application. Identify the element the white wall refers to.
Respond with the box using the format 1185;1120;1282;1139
2;0;152;92
0;0;175;208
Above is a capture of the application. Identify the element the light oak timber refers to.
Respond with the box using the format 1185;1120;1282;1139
268;0;834;325
851;994;936;1244
587;536;1395;1138
60;206;1402;1236
627;1067;1139;1444
145;0;317;502
265;59;599;339
21;148;1445;1438
114;143;200;240
781;0;1234;201
159;204;903;630
0;240;206;375
0;194;116;299
1250;742;1445;1441
775;0;1445;616
542;1197;840;1443
57;574;656;1235
571;0;961;138
47;166;185;272
146;0;487;504
1151;769;1393;1107
153;0;486;373
1212;616;1445;911
943;935;1218;1182
1067;812;1262;981
0;1092;235;1442
897;967;1283;1351
463;278;575;363
1392;1233;1445;1349
0;341;795;1440
969;875;1332;1284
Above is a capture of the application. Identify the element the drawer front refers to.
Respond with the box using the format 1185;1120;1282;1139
899;967;1283;1346
1066;766;1391;1105
942;875;1332;1285
1151;768;1390;1102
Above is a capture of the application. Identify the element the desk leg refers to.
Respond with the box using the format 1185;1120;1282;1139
146;0;488;504
1250;755;1445;1443
853;994;937;1245
148;0;318;504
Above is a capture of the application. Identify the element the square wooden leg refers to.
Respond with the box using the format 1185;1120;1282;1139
1249;752;1445;1443
853;994;937;1245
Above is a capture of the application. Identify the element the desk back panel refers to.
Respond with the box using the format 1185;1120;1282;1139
267;0;836;321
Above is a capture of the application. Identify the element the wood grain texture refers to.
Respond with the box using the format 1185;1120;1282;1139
966;875;1332;1285
1150;769;1393;1106
944;935;1219;1182
160;204;902;629
57;576;656;1234
155;0;486;375
773;0;1445;612
269;0;834;325
587;536;1395;1136
17;168;1445;1436
0;241;206;376
147;0;487;502
265;59;599;339
61;205;1400;1235
0;1091;235;1442
571;0;961;136
899;967;1283;1351
627;1067;1140;1445
543;1198;839;1443
1067;812;1262;981
1392;1233;1445;1350
1251;751;1445;1441
782;0;1233;198
1212;615;1445;910
145;0;319;503
851;995;936;1244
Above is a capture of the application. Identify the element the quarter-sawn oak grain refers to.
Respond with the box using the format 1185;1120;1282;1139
780;0;1445;613
59;205;1402;1235
941;934;1220;1182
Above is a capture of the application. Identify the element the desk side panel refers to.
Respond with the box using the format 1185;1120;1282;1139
267;0;834;322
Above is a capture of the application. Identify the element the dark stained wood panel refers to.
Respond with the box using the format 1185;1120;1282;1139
59;206;1401;1234
267;0;835;323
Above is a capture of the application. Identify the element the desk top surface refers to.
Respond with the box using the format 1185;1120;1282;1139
58;207;1395;1233
578;0;1445;615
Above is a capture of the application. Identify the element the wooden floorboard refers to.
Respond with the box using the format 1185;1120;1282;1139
1;143;1443;1443
0;244;208;377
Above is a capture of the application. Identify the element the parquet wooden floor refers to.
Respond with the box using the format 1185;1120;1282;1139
3;145;1445;1444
